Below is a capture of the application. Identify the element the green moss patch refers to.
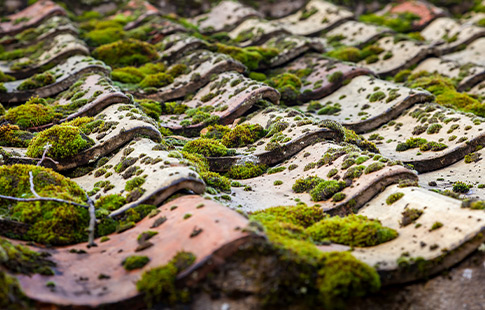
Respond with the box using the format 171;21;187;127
226;162;267;179
17;72;56;90
92;39;159;68
0;164;89;245
306;214;398;247
26;125;94;160
5;98;60;129
182;138;228;157
123;255;150;271
220;123;265;148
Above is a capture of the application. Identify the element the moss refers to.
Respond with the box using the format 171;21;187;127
274;180;283;186
464;152;480;163
253;204;326;228
0;164;88;245
369;91;386;102
332;192;346;202
226;162;267;179
161;101;188;115
111;67;146;84
92;39;159;68
426;123;442;134
0;83;6;93
267;73;302;103
122;255;150;271
221;123;265;148
364;162;385;174
327;47;361;62
26;125;94;160
5;100;60;129
125;176;146;191
386;192;404;205
95;194;126;211
310;180;346;202
0;271;29;309
453;181;470;193
214;43;278;70
182;138;228;157
430;221;443;231
292;176;324;193
166;64;187;78
0;70;15;82
400;208;423;226
343;165;365;180
359;12;420;32
0;124;34;147
249;72;267;81
267;166;286;174
200;171;231;192
394;69;411;83
139;73;173;89
17;72;56;90
307;214;398;247
136;252;196;307
201;124;230;140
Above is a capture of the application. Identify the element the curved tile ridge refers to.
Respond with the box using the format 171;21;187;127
19;103;161;171
421;17;485;55
357;36;431;77
0;55;110;103
0;0;66;36
159;71;280;137
300;75;434;133
362;103;485;173
260;35;326;69
276;0;354;36
1;33;89;79
190;0;262;34
206;108;344;172
75;138;205;217
442;37;485;67
227;18;289;47
412;58;485;91
157;33;207;61
134;50;246;101
323;20;394;48
226;141;417;215
0;16;78;50
279;53;374;104
12;195;252;308
353;185;485;285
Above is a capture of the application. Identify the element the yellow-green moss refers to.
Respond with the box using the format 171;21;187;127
1;164;89;245
92;39;159;68
5;99;60;129
122;255;150;271
220;123;265;147
0;124;34;147
214;43;279;70
386;192;404;205
17;72;56;90
200;171;231;192
26;125;94;160
182;138;228;157
136;251;196;307
226;162;267;179
139;72;173;89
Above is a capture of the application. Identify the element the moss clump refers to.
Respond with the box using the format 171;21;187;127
111;67;146;84
292;176;325;193
0;164;89;245
95;194;126;211
306;215;398;247
426;123;442;134
430;221;443;231
327;71;343;83
221;123;265;148
464;152;480;163
26;125;94;160
92;39;159;68
386;192;404;205
0;237;55;275
267;73;302;103
214;43;278;70
5;99;60;129
82;19;126;47
364;162;385;174
0;271;29;309
136;252;195;306
332;192;346;202
359;12;420;32
201;124;231;140
17;72;56;90
125;176;146;191
182;138;228;157
326;45;384;64
249;205;381;308
394;69;412;83
139;73;174;89
0;71;15;82
268;166;286;175
452;181;470;193
123;255;150;271
0;124;34;147
200;171;231;192
310;180;346;202
226;162;267;179
400;208;423;226
369;91;386;102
